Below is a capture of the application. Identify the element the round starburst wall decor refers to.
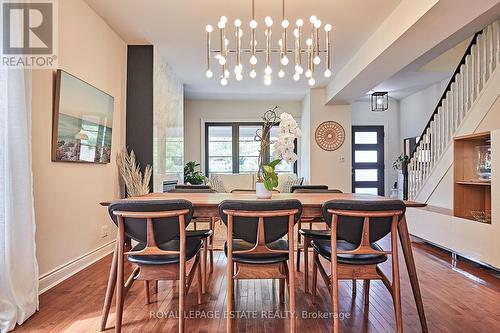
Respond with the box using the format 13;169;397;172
315;121;345;151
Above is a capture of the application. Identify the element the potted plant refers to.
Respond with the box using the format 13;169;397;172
255;107;301;198
116;148;152;197
184;161;206;185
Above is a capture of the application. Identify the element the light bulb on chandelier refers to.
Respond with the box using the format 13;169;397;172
205;0;332;84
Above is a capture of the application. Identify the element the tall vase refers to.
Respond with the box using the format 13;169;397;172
255;182;272;199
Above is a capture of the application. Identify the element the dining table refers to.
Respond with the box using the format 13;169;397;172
100;192;428;332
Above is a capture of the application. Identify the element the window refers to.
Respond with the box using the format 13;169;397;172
205;122;297;175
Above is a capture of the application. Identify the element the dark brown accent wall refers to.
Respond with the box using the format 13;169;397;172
126;45;153;190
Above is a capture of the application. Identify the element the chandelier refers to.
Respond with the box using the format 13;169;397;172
204;0;332;86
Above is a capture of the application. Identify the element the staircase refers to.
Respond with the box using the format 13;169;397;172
407;19;500;200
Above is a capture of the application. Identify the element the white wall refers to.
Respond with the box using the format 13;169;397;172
153;49;184;191
307;89;352;191
184;99;302;172
399;78;448;141
32;0;126;281
352;99;400;195
300;93;311;182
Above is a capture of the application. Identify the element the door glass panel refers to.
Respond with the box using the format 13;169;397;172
355;188;378;195
354;169;378;182
354;150;378;163
354;132;377;144
208;126;233;173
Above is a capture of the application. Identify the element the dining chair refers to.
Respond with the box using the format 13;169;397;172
311;200;406;333
174;184;211;190
290;184;328;193
169;187;216;293
219;200;302;333
293;188;344;294
230;188;281;194
102;200;203;333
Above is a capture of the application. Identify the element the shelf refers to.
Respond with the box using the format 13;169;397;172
453;131;491;223
455;180;491;186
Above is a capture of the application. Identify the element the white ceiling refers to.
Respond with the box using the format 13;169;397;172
85;0;401;100
368;37;472;100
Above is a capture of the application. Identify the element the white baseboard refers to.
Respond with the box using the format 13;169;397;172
38;240;115;294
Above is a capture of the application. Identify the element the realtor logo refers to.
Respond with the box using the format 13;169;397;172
1;0;58;68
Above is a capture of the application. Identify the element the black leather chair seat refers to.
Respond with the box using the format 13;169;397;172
128;238;202;265
311;239;387;265
224;239;289;264
298;229;331;240
186;229;213;239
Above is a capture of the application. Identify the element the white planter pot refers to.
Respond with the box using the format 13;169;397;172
255;182;272;199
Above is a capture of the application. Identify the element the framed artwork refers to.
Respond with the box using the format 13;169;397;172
315;121;345;151
52;69;114;163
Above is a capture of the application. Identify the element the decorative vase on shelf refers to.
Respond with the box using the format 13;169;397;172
256;182;272;199
476;145;491;180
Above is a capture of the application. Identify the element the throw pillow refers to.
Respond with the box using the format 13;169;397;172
210;175;227;193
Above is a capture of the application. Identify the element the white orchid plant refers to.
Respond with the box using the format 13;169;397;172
255;107;302;191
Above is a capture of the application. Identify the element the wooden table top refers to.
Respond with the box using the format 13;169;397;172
101;192;426;208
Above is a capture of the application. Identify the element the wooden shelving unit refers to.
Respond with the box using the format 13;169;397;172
453;132;491;222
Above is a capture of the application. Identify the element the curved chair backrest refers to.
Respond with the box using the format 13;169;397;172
293;188;342;194
170;188;216;193
218;200;303;244
321;200;406;245
291;185;328;193
108;200;194;244
230;189;280;194
175;184;211;190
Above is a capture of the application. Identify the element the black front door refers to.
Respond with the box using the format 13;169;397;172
352;126;385;196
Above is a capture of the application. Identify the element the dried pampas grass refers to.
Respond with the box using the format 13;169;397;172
116;148;152;197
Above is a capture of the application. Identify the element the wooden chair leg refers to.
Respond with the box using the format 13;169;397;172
304;236;309;293
144;280;151;305
197;254;203;305
392;228;403;333
115;241;125;333
288;259;296;333
201;239;207;294
227;259;234;333
331;263;339;333
363;280;370;306
279;277;285;304
179;253;186;332
100;241;118;331
312;251;318;305
155;280;159;294
296;221;302;272
209;218;215;273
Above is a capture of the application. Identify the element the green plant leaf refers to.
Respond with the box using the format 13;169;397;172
264;178;274;191
263;165;273;175
268;159;282;168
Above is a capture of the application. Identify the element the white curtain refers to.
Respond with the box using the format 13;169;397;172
0;68;38;332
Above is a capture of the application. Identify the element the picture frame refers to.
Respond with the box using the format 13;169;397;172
52;69;114;163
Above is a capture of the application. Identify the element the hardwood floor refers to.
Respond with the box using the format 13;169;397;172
15;238;500;332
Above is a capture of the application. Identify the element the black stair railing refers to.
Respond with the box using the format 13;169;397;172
402;31;482;200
